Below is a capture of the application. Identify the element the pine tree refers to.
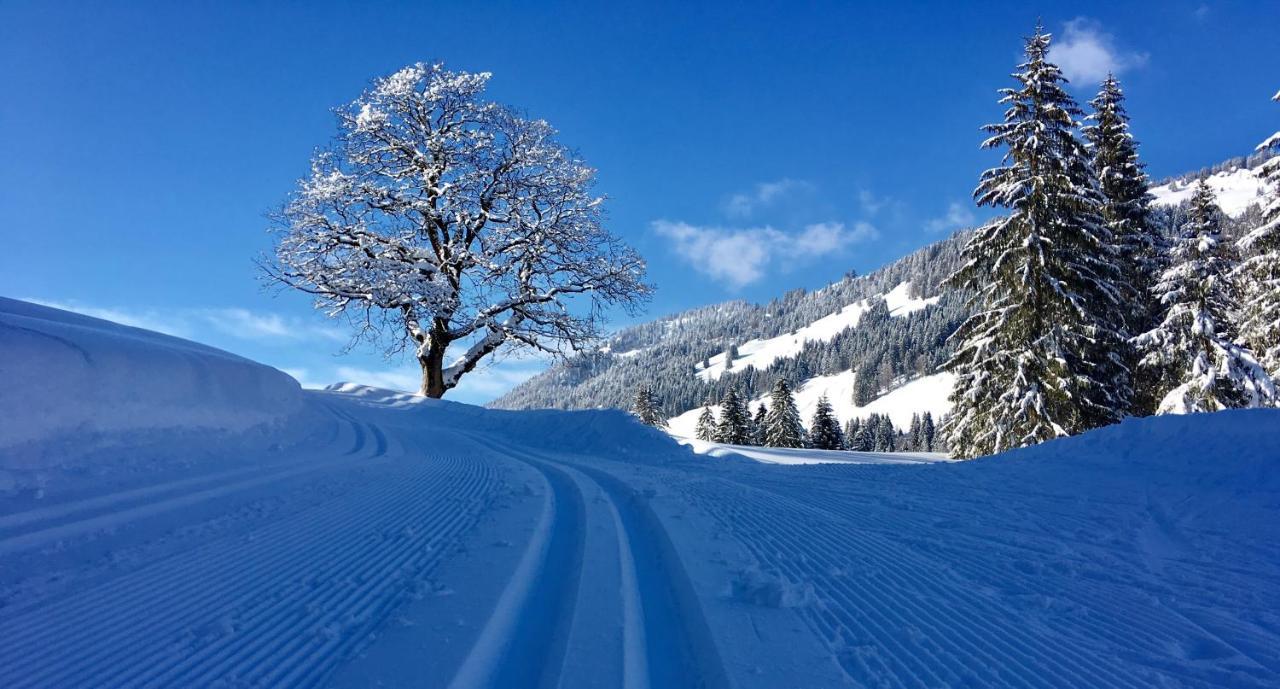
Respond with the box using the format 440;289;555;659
1235;89;1280;380
808;396;844;450
1134;182;1277;413
852;364;878;406
694;406;717;442
752;403;768;446
944;25;1129;459
921;412;937;452
844;418;863;451
1084;75;1163;338
908;413;923;451
631;385;665;427
714;388;751;445
764;379;805;448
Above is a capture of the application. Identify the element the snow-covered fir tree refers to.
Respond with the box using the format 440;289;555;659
1084;74;1163;337
694;407;717;442
844;418;865;451
871;414;897;452
944;26;1130;459
920;412;937;452
263;62;649;398
1135;181;1277;413
714;388;752;445
1235;89;1280;379
752;403;768;446
764;379;805;448
808;396;844;450
631;385;665;427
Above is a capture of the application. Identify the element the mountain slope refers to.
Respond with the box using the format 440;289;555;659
491;236;970;422
494;153;1277;435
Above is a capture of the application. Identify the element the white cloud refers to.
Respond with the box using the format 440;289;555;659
25;299;346;344
452;362;546;399
333;365;421;393
1050;18;1149;86
653;219;876;288
328;360;546;402
201;308;347;343
857;189;888;216
925;202;976;234
724;179;814;218
25;300;192;337
280;367;327;390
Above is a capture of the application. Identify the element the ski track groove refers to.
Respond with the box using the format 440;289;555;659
765;467;1279;686
0;433;504;689
480;439;731;689
0;415;351;539
443;443;585;689
688;475;1153;689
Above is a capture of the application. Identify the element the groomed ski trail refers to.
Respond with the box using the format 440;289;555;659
0;405;504;689
446;438;731;689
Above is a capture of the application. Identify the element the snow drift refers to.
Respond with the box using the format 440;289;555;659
0;297;303;464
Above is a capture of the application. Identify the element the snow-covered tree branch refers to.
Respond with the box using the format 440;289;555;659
262;62;651;397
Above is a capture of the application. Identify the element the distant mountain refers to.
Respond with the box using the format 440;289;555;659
491;152;1276;434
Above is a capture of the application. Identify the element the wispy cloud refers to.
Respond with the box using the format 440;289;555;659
280;367;328;390
453;362;546;398
26;299;346;344
333;366;420;392
326;360;546;400
1050;18;1149;86
925;202;976;234
857;189;888;216
653;219;877;288
724;179;814;219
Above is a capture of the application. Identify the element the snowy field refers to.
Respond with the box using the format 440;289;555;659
3;297;1280;688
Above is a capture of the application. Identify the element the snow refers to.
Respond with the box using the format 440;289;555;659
1150;166;1275;217
0;297;303;467
669;371;955;438
696;281;938;381
676;438;949;465
2;298;1279;688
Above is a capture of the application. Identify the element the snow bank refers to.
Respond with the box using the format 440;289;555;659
0;297;303;464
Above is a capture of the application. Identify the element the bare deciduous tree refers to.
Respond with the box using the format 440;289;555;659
262;62;650;397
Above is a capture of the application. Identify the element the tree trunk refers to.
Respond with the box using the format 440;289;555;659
418;335;448;398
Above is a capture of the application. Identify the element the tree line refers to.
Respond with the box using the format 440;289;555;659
943;25;1280;458
634;381;942;453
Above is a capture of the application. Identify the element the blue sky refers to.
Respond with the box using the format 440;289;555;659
2;1;1278;403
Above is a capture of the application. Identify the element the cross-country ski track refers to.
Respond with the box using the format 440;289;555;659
2;300;1279;688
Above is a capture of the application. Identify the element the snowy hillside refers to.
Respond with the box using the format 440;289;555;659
498;152;1277;442
1;300;1278;688
493;236;968;431
669;371;955;438
696;282;939;381
1150;164;1274;217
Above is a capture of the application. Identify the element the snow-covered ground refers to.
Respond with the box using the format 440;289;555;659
696;281;938;381
3;298;1279;688
676;437;949;465
1150;165;1274;217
